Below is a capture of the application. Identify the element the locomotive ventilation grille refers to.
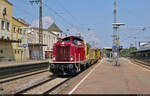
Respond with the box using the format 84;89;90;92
56;45;70;61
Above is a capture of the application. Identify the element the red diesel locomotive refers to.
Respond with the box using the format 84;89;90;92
49;36;98;75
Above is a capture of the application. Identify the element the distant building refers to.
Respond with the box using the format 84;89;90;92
27;27;59;60
102;47;112;57
131;41;150;57
48;22;66;39
139;41;150;50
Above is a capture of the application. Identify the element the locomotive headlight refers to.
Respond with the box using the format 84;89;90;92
70;57;73;61
68;64;73;69
70;56;73;61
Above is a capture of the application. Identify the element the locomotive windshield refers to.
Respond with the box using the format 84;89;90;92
62;36;83;44
62;37;70;42
73;39;82;44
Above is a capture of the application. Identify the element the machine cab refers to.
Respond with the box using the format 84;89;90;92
53;36;85;62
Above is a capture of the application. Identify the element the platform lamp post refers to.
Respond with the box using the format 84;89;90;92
112;23;125;66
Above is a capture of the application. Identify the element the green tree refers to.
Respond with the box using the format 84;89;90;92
120;47;137;57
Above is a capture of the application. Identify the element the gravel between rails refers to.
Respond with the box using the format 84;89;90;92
23;78;68;94
0;71;51;94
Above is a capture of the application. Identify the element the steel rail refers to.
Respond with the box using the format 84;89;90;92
15;75;56;94
43;77;71;94
15;60;101;94
131;58;150;70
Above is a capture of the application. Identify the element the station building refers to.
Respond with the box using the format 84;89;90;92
27;23;66;60
0;0;30;62
0;0;66;61
0;0;18;61
27;26;60;60
27;27;48;60
131;41;150;58
48;23;63;39
11;17;30;61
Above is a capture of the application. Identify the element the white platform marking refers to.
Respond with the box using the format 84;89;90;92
68;59;103;94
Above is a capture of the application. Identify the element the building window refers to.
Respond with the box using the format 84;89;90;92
13;27;16;33
18;39;22;46
18;28;22;34
0;50;3;54
20;29;22;34
1;21;5;30
6;22;10;31
24;30;26;35
15;50;17;54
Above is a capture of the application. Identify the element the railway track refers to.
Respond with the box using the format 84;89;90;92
0;60;101;94
17;62;100;94
130;58;150;70
0;69;48;84
15;75;57;94
15;64;96;94
16;77;71;94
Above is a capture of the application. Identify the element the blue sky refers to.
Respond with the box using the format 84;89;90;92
8;0;150;48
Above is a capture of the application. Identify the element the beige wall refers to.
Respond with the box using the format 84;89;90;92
0;0;14;61
11;18;29;61
0;0;12;39
0;41;14;61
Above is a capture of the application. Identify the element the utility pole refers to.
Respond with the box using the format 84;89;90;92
112;1;117;53
134;37;137;48
30;0;43;59
112;1;125;66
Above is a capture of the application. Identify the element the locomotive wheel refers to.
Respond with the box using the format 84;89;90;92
85;63;88;68
81;64;86;70
84;64;87;69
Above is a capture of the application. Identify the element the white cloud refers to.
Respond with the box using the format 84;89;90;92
32;16;54;28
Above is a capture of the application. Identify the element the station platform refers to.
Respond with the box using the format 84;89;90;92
69;58;150;94
0;59;52;68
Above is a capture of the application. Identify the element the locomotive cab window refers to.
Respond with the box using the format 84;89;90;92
62;37;70;42
73;39;82;44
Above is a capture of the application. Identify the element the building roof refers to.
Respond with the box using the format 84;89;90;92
12;17;30;26
131;48;150;53
132;41;150;53
103;47;112;49
48;23;62;32
4;0;13;5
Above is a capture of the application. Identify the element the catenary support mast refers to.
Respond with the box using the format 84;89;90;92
30;0;43;59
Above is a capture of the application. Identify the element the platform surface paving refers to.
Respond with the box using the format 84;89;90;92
71;58;150;94
0;59;52;68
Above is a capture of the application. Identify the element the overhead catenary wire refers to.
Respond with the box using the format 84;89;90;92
43;2;82;36
13;0;71;35
55;0;82;26
12;0;37;24
43;3;75;28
